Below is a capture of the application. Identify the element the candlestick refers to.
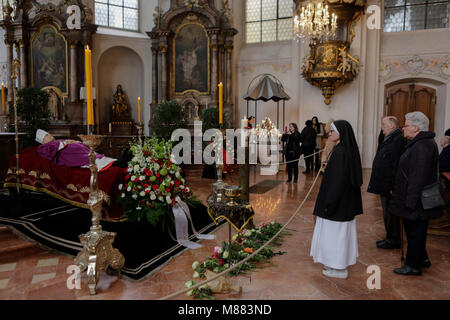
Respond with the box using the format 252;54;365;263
1;83;5;114
138;97;141;123
218;82;223;125
85;46;94;126
75;134;124;295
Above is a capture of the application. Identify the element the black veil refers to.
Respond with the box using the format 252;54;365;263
333;120;363;188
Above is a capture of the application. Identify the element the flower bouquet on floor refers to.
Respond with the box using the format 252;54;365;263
118;138;199;229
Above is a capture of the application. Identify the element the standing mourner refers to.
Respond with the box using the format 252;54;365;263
312;116;324;171
321;118;335;170
388;111;442;275
440;135;450;173
367;116;406;249
300;120;317;174
282;123;302;183
310;120;363;279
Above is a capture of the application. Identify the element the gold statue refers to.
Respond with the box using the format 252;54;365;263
111;84;130;118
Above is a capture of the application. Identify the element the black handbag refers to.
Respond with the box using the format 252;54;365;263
421;168;446;210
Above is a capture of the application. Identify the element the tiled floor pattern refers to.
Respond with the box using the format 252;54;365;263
0;167;449;300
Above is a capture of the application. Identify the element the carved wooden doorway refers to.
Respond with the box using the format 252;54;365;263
386;84;436;131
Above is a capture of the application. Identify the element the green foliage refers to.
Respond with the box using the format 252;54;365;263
201;107;230;132
150;100;188;140
11;87;50;148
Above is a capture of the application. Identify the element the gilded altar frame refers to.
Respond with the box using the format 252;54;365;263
30;24;69;98
172;22;211;96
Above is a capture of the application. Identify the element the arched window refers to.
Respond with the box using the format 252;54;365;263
384;0;449;32
95;0;139;31
246;0;293;43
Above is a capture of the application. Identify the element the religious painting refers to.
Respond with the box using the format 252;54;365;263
31;25;68;96
316;44;338;68
174;23;209;94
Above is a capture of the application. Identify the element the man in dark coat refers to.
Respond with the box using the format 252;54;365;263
368;116;406;249
300;120;316;174
439;136;450;173
282;123;302;183
388;111;442;276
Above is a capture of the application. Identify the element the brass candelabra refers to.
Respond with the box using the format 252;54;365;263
75;134;124;295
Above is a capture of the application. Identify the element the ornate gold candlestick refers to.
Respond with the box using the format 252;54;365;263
135;122;144;145
75;134;124;295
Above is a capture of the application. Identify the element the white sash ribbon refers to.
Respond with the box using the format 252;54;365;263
172;197;215;249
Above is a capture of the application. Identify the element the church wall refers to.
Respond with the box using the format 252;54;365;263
379;27;450;147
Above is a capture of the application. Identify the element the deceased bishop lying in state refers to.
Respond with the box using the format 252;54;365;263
35;129;116;171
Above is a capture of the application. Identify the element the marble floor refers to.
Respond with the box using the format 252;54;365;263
0;167;449;300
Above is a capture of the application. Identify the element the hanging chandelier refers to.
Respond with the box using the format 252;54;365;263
294;1;338;42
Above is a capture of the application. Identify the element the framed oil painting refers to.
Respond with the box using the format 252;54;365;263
173;23;209;94
31;25;68;96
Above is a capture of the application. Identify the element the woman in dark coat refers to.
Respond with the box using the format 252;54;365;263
310;120;363;279
312;116;323;171
300;120;317;174
388;111;442;276
281;123;302;183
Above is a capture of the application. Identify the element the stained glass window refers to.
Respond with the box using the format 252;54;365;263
95;0;139;31
384;0;449;32
246;0;293;43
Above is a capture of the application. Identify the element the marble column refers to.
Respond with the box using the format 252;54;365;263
209;32;218;101
225;44;232;104
19;42;27;88
151;47;158;104
5;41;13;108
70;42;78;102
14;43;21;89
159;44;167;102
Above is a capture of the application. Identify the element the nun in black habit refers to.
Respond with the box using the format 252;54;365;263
310;120;363;279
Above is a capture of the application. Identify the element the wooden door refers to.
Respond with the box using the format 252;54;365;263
386;84;436;131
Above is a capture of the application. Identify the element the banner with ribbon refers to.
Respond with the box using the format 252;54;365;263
172;197;215;249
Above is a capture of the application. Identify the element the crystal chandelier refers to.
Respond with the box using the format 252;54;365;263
294;1;338;42
250;117;281;140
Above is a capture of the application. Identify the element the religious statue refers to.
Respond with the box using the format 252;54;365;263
338;47;359;76
111;84;130;118
153;6;163;29
301;54;315;74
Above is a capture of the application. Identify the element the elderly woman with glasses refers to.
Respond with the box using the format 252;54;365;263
388;111;442;276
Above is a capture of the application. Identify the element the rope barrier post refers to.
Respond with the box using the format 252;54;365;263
239;145;250;202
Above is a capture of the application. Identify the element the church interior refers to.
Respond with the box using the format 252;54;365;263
0;0;449;301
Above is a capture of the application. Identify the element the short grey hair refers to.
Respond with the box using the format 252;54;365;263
405;111;429;132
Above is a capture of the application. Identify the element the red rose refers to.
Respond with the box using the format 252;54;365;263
125;174;130;180
152;185;158;190
175;180;181;186
144;184;149;188
141;200;146;205
165;188;170;192
156;173;160;178
145;189;150;194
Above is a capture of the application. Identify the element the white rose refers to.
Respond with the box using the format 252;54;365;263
136;206;141;210
192;271;200;279
140;191;145;197
222;251;229;259
118;184;123;190
184;280;195;288
166;195;172;204
127;186;131;192
158;196;164;202
140;176;145;181
134;165;140;171
132;194;137;199
131;176;136;182
121;193;125;198
192;261;200;270
154;163;160;170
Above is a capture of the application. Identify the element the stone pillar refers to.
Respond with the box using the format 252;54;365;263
19;41;27;88
15;43;21;88
70;42;78;102
151;47;158;104
209;30;219;101
225;44;232;104
159;39;168;102
5;41;13;108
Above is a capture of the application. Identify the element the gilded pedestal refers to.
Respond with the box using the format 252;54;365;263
75;134;124;295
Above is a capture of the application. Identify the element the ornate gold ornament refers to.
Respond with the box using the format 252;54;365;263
299;0;364;105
